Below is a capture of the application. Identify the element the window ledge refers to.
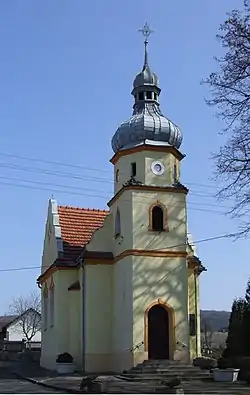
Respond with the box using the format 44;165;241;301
148;227;168;232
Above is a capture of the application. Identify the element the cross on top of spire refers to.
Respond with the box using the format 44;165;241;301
138;22;154;43
138;22;154;69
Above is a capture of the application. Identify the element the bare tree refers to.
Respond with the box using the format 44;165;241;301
8;291;41;343
203;0;250;235
201;319;214;353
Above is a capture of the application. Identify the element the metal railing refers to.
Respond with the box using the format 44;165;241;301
128;340;144;352
176;340;188;349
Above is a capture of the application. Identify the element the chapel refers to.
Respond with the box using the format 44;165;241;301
38;24;206;373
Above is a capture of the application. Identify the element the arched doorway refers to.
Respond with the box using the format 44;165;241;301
148;304;170;359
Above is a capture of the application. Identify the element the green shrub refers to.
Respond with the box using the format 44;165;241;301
56;352;73;363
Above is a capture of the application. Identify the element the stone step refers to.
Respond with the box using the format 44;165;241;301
126;372;211;376
139;362;192;367
107;381;250;394
130;366;205;372
117;373;212;381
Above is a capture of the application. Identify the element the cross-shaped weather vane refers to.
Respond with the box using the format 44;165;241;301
138;22;154;42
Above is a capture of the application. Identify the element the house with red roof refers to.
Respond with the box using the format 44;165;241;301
38;25;206;373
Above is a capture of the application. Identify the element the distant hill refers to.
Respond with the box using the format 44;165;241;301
200;310;230;332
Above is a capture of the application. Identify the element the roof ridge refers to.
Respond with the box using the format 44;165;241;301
58;205;109;213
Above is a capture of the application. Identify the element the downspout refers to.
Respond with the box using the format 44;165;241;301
81;254;85;373
194;268;198;356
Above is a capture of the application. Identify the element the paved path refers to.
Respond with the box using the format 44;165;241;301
0;368;63;394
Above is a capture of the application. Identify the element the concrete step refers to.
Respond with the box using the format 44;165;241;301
107;380;250;394
130;366;205;372
117;372;212;381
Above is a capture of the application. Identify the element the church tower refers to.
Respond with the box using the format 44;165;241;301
108;24;196;369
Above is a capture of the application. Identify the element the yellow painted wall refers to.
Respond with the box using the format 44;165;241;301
110;190;133;257
40;268;82;370
112;256;134;371
132;190;186;251
84;264;113;372
86;213;113;252
133;255;189;363
40;272;59;370
195;272;201;356
188;269;201;361
114;150;180;194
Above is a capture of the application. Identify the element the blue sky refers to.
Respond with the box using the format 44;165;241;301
0;0;246;313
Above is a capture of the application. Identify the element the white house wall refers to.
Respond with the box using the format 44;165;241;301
7;320;41;342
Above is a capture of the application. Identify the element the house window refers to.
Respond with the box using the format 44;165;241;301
189;314;196;336
115;208;121;238
152;206;164;231
138;92;144;101
146;91;152;99
49;280;55;328
131;162;136;177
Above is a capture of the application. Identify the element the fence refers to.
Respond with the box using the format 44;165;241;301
0;340;41;352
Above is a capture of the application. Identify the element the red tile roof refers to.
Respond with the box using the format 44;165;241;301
57;206;109;261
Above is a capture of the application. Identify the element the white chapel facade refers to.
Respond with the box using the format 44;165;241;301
38;24;206;373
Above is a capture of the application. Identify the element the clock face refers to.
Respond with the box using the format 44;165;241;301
151;160;165;176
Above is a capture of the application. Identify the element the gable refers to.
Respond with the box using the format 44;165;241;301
0;315;18;332
40;200;110;281
41;199;63;273
57;205;109;260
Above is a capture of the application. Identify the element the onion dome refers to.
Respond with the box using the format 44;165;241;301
111;23;183;153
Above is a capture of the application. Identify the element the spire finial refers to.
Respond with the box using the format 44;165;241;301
138;22;154;68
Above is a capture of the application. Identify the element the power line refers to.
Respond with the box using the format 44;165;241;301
0;151;221;191
0;231;240;274
0;159;234;204
0;174;233;210
0;162;113;184
0;178;235;216
0;152;112;174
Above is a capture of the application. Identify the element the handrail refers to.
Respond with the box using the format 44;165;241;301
176;340;188;348
127;340;144;352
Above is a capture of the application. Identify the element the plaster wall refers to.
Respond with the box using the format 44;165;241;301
86;213;113;253
114;149;180;194
8;320;41;342
133;255;189;365
84;264;113;372
188;269;201;361
110;190;133;257
112;256;134;371
40;269;82;370
132;190;186;251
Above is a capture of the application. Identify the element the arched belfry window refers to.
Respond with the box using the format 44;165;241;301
115;208;121;238
149;202;168;232
152;206;164;231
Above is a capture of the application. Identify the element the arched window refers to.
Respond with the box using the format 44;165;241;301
116;169;119;182
115;208;121;237
152;205;164;231
173;164;177;182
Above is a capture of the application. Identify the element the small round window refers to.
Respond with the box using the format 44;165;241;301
151;161;165;176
